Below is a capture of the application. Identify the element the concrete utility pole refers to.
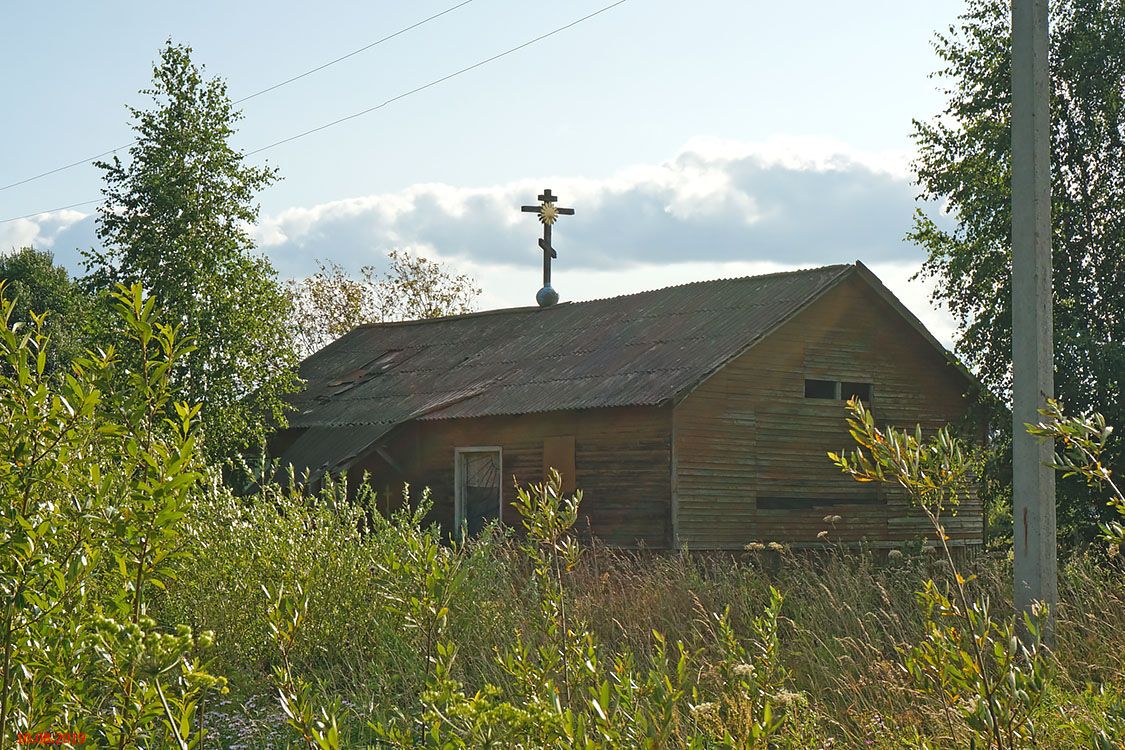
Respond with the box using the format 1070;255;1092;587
1011;0;1057;634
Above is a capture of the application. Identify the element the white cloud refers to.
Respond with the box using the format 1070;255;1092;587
249;136;955;343
0;209;97;274
0;220;41;250
678;135;914;179
252;136;937;280
5;136;956;344
1;210;86;250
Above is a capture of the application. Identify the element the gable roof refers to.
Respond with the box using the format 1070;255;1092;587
288;264;853;427
279;262;977;475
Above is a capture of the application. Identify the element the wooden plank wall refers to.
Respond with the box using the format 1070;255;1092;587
673;274;982;550
355;406;673;547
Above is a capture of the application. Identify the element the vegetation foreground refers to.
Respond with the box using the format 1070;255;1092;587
174;488;1125;749
0;287;1121;749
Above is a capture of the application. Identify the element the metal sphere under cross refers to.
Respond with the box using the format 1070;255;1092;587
521;189;574;307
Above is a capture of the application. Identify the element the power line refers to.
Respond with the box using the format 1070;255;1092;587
1;0;629;226
0;147;133;195
247;0;629;156
232;0;476;106
2;200;103;224
0;0;477;195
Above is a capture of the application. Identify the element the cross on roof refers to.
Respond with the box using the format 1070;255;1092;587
521;189;574;307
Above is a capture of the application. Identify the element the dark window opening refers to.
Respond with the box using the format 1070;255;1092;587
804;378;874;402
804;379;837;399
841;381;873;403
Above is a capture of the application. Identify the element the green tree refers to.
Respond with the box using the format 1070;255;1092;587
287;250;480;357
910;0;1125;541
85;40;298;459
0;247;91;372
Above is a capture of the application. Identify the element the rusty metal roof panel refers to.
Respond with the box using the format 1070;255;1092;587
287;265;854;429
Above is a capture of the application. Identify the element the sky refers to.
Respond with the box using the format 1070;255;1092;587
0;0;968;344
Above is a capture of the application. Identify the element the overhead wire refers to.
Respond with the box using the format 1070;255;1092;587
0;0;629;225
232;0;476;105
246;0;628;157
0;0;478;194
2;199;104;224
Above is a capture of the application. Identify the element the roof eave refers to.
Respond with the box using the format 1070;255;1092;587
851;260;986;395
671;261;986;407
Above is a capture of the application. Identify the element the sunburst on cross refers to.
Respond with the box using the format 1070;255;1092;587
521;189;574;307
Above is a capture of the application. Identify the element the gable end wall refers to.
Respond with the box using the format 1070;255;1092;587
673;274;981;549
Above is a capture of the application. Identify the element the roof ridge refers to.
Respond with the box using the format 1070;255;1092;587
353;302;550;329
573;262;853;305
352;263;855;330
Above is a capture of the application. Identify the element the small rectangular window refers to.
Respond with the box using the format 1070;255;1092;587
804;379;837;399
841;381;873;403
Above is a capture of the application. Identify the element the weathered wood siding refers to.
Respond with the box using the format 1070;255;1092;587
673;274;981;549
356;406;673;547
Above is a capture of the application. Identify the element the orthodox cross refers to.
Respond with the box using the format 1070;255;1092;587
521;188;574;307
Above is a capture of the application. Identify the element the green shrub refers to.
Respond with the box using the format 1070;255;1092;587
1028;400;1125;551
827;398;1125;749
172;454;1120;749
0;283;223;747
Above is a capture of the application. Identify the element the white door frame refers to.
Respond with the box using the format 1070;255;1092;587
453;446;503;537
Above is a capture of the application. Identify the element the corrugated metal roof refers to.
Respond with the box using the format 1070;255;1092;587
287;264;855;433
275;423;396;477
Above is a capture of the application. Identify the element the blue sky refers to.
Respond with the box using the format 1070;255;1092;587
0;0;968;341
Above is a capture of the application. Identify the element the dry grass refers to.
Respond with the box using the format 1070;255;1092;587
562;543;1124;747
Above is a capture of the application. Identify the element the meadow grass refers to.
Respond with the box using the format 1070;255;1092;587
157;480;1124;748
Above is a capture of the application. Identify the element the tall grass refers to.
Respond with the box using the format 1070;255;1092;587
563;543;1124;747
156;473;1124;748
